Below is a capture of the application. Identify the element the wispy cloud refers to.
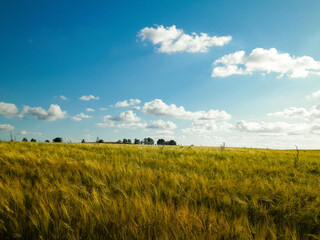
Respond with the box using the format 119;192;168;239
112;99;141;107
138;25;231;53
306;89;320;100
60;95;68;100
71;113;92;121
86;108;95;112
79;95;100;101
16;130;42;136
212;48;320;78
0;124;14;131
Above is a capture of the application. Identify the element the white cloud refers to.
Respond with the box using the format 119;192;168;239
212;48;320;78
86;108;95;112
79;95;100;101
104;110;140;122
71;113;92;121
23;104;67;121
138;25;231;53
0;124;14;131
97;122;147;129
100;108;108;111
268;104;320;119
0;102;19;116
60;95;68;100
235;120;312;135
306;89;320;100
16;130;42;136
142;99;231;120
147;120;177;129
113;99;141;107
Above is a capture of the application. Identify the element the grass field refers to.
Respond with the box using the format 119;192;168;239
0;141;320;239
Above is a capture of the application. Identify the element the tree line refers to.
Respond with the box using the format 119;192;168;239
20;137;177;145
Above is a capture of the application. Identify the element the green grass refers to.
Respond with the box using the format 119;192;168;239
1;141;320;239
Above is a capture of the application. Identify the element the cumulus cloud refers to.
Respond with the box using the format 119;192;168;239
147;120;177;129
306;89;320;100
100;108;108;111
142;99;231;120
235;120;313;135
268;104;320;119
138;25;231;53
113;99;141;108
16;130;42;136
0;102;19;116
0;124;14;131
104;110;140;122
23;104;67;121
86;108;95;112
212;48;320;78
71;113;92;121
79;95;100;101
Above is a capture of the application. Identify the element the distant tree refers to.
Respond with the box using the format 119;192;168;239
45;140;50;143
122;138;132;144
30;138;36;142
22;137;28;142
167;140;177;145
98;139;104;143
157;139;165;145
53;137;63;143
81;139;86;143
116;140;122;144
134;139;141;144
143;137;154;145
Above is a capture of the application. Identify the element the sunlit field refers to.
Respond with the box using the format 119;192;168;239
1;141;320;239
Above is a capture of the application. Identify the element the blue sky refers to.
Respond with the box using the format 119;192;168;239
1;0;320;148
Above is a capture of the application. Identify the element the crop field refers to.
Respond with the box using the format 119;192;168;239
0;141;320;239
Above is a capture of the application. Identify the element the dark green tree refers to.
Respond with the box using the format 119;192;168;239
53;137;63;143
22;137;28;142
157;139;165;145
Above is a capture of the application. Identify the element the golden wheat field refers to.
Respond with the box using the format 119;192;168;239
0;141;320;239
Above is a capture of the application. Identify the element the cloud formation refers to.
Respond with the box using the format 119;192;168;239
104;110;140;122
16;130;42;136
142;99;231;120
60;95;68;100
97;122;147;129
23;104;67;121
147;120;177;129
0;102;19;116
139;25;231;53
72;113;92;121
86;108;95;112
268;104;320;119
235;120;320;135
0;124;14;131
306;89;320;100
79;95;100;101
114;99;141;107
212;48;320;78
